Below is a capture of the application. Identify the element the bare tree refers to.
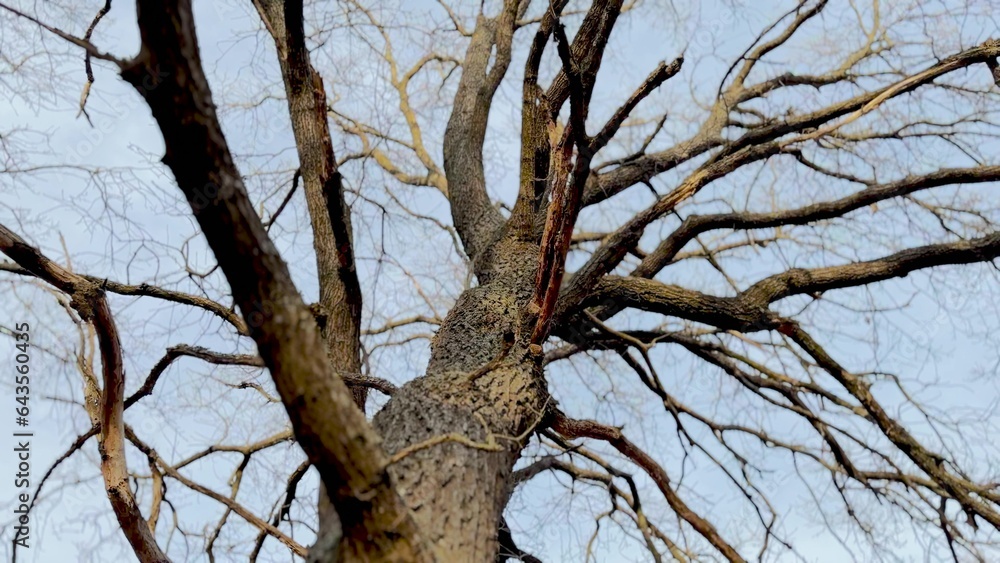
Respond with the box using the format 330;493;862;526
3;0;1000;561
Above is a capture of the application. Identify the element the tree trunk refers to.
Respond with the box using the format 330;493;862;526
366;238;548;561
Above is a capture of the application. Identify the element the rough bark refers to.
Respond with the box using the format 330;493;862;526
361;5;561;558
250;0;365;408
373;238;549;561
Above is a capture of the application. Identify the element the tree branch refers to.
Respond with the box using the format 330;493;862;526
632;164;1000;282
528;22;595;345
582;39;1000;207
787;326;1000;530
0;224;168;562
119;1;429;559
543;0;625;117
0;260;248;335
252;0;367;410
584;230;1000;333
590;57;683;154
442;0;525;268
125;426;308;558
549;409;745;562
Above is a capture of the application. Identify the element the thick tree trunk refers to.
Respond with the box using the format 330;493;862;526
367;238;548;561
121;1;579;559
